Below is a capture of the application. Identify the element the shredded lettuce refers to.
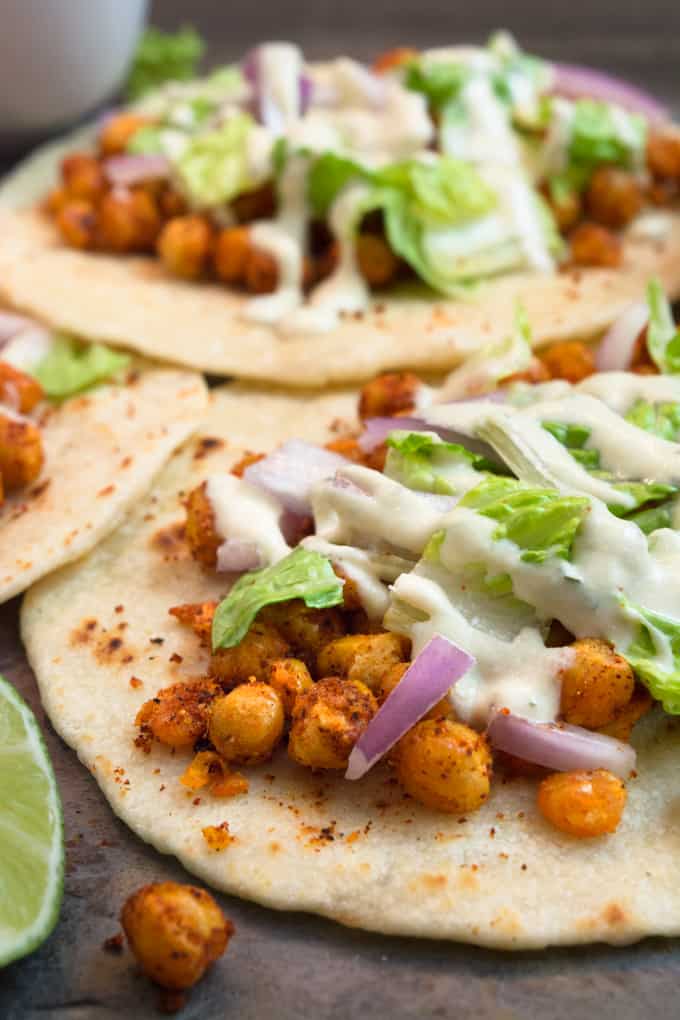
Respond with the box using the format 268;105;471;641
625;399;680;441
307;153;371;217
441;302;533;400
645;277;680;374
127;125;165;155
211;548;344;650
126;26;204;101
459;477;589;563
34;335;130;400
404;61;469;109
623;598;680;713
175;113;255;206
385;430;497;495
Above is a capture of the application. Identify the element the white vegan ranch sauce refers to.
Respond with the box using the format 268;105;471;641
205;474;289;566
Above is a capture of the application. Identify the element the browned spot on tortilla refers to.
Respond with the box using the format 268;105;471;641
84;625;138;667
193;436;224;460
489;908;522;936
421;873;448;891
70;617;99;645
119;456;133;469
97;484;115;498
458;866;480;892
27;478;51;501
604;902;627;926
269;841;281;854
150;521;188;561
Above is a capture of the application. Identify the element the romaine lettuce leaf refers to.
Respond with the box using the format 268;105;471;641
384;430;497;495
625;399;680;441
404;61;469;110
34;335;130;400
568;99;645;174
645;277;680;374
622;597;680;713
212;548;344;650
126;26;204;101
176;113;255;206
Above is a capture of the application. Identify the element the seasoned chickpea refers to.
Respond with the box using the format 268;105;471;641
502;357;551;387
560;638;635;729
135;677;218;750
356;234;400;287
376;662;452;719
244;246;278;293
0;362;43;413
598;684;653;741
331;565;363;612
56;200;98;249
208;681;284;764
231;183;276;223
98;188;160;252
60;153;106;202
264;601;345;665
44;186;69;217
537;769;626;837
288;677;377;769
569;222;622;268
157;215;214;279
547;186;582;234
358;371;423;421
395;719;492;813
209;620;290;688
539;340;596;383
99;112;153;156
317;632;411;692
0;413;44;490
214;226;252;284
585;166;643;229
184;482;221;568
268;658;313;716
647;128;680;180
372;47;418;74
121;882;233;991
158;184;188;219
168;600;217;647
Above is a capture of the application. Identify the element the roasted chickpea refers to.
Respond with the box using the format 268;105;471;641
560;638;635;729
231;183;276;223
539;340;596;383
0;362;43;413
356;234;400;287
502;357;551;387
569;222;622;268
647;128;680;180
208;681;284;764
0;413;44;490
288;677;377;769
547;186;582;234
358;371;423;421
121;882;233;991
214;226;252;284
209;620;290;688
168;601;217;647
395;719;492;813
265;601;345;665
244;246;278;294
158;184;188;219
157;215;214;279
372;47;418;74
98;188;161;252
99;112;153;156
56;200;98;249
268;658;313;716
376;661;452;719
317;632;411;692
537;769;627;837
184;482;221;568
585;166;643;229
597;684;653;741
135;677;218;750
44;186;69;217
60;153;106;202
331;565;363;612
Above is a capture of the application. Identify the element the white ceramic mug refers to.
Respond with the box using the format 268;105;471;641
0;0;149;145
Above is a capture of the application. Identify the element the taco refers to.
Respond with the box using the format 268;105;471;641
1;32;680;386
0;311;206;601
20;290;680;948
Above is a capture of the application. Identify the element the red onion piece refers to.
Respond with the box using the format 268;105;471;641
243;439;349;515
242;45;309;128
487;710;636;778
346;635;475;780
596;301;649;371
104;154;170;187
0;312;30;346
553;63;669;123
216;539;262;573
279;509;312;545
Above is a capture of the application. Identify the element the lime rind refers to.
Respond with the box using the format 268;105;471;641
0;675;64;967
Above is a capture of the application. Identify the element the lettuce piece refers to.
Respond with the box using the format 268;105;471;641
211;548;344;650
622;598;680;713
126;26;204;101
542;421;601;470
441;302;533;400
625;500;675;535
460;477;589;563
176;113;255;206
404;61;469;110
34;335;130;400
127;125;165;155
569;100;645;172
385;430;497;495
645;277;680;374
307;153;371;217
625;398;680;441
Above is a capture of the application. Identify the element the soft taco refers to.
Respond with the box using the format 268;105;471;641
0;311;206;601
1;32;680;386
21;290;680;948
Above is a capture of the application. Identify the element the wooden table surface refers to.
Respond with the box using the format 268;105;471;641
2;5;680;1018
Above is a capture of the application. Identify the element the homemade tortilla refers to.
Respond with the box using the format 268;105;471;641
21;384;680;948
0;367;207;602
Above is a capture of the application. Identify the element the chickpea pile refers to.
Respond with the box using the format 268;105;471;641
0;363;46;505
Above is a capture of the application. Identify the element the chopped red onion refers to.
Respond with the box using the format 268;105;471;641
243;439;349;515
104;154;170;187
0;312;30;347
596;301;649;371
553;63;669;123
216;539;262;573
242;44;310;130
346;635;475;780
487;710;636;778
279;509;312;545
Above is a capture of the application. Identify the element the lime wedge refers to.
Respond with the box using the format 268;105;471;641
0;675;63;967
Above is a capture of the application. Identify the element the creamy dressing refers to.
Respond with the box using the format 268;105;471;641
578;372;680;413
303;535;412;619
257;43;304;134
205;474;290;566
2;327;52;373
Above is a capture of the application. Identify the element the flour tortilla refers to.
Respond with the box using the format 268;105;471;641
2;126;680;386
21;383;680;949
0;367;207;602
